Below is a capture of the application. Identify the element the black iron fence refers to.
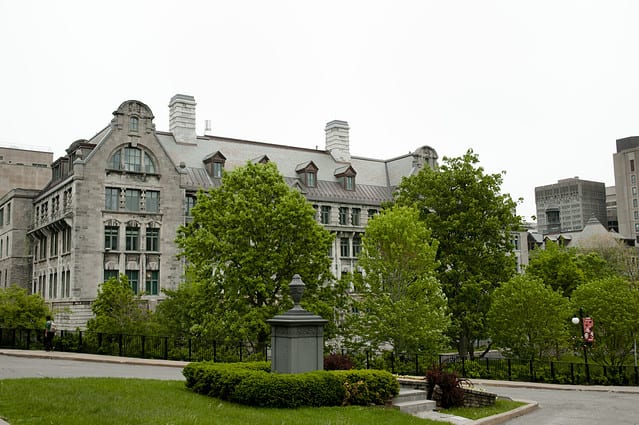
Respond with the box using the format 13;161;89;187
0;328;268;363
2;327;638;386
439;354;639;386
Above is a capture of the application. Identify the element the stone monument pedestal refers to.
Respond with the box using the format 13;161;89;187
267;274;328;374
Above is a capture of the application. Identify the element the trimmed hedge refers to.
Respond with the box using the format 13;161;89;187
182;361;399;408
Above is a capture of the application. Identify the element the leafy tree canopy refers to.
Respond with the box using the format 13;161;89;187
348;205;449;354
488;274;571;361
571;276;639;367
525;241;614;297
87;275;157;335
393;149;520;357
0;286;49;329
174;162;336;347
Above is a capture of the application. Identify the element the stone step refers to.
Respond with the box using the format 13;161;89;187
393;399;437;415
394;388;429;403
392;388;436;415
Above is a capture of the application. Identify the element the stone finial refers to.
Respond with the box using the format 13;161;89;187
289;274;305;307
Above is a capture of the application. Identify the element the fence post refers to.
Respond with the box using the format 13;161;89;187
570;362;575;384
551;361;555;382
461;357;465;377
529;360;534;381
213;340;217;362
188;338;192;361
239;342;243;362
366;349;370;370
78;331;83;352
163;337;169;360
635;366;638;385
415;354;419;376
26;329;31;350
391;351;395;374
118;334;123;357
141;336;146;358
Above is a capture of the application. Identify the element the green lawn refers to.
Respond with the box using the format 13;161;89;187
0;378;449;425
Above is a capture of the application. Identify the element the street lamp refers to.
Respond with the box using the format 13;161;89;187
572;307;592;384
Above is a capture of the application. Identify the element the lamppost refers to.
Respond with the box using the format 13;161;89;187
571;307;592;384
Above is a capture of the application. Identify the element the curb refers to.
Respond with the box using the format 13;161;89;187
473;400;539;425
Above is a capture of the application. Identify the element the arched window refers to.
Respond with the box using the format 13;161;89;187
108;146;157;174
144;152;156;173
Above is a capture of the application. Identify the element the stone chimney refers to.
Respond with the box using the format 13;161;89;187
325;120;350;163
169;94;197;143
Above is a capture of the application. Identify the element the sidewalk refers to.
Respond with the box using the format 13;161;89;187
0;348;189;368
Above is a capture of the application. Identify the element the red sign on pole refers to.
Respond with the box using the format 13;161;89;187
583;317;594;343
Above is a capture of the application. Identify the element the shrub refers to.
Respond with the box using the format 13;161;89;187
425;366;464;408
324;353;354;370
183;361;398;408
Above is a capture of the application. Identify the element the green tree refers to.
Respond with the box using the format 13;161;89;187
575;237;639;284
394;149;520;357
571;276;639;366
87;275;157;335
175;162;335;349
348;206;449;355
526;241;613;297
0;286;49;329
487;274;571;361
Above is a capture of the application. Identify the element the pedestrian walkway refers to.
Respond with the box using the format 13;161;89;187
0;349;189;368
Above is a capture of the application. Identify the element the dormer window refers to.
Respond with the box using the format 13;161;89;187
130;116;139;132
203;151;226;178
345;176;355;190
212;162;223;178
296;161;318;188
334;165;357;191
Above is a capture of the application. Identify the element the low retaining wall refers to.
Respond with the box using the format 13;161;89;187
397;377;496;408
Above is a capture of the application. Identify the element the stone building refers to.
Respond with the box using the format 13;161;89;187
23;94;438;329
0;189;41;289
0;147;53;291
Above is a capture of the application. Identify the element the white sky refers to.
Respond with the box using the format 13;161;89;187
2;0;639;221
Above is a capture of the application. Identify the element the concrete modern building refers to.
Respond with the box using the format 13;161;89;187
606;185;618;232
21;94;438;329
0;147;53;198
613;136;639;242
534;177;607;235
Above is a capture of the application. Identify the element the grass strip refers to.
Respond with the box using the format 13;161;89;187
440;399;526;420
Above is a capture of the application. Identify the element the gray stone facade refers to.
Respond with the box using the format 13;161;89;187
0;189;40;289
12;94;439;329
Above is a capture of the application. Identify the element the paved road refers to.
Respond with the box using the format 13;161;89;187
0;353;186;380
480;383;639;425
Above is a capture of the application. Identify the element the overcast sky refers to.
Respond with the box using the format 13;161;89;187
2;1;639;221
